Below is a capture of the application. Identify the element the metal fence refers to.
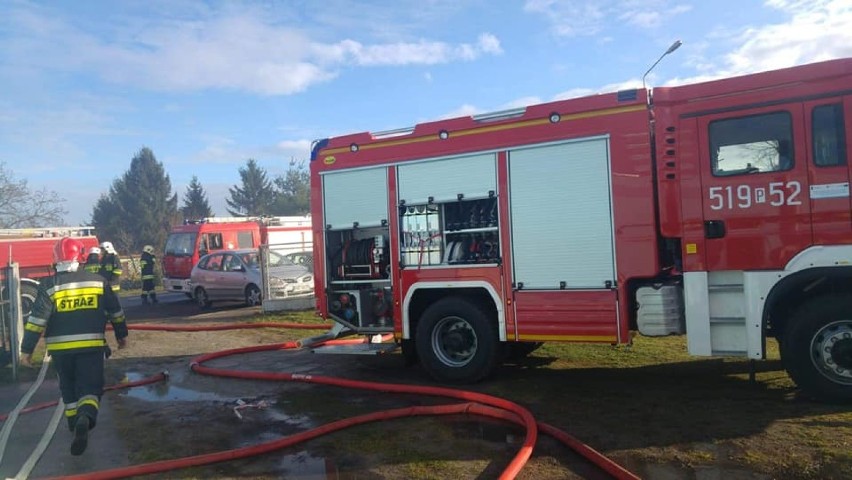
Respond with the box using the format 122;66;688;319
258;241;315;313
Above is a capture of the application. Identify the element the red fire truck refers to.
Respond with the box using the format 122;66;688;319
162;216;312;295
309;57;852;402
1;226;100;318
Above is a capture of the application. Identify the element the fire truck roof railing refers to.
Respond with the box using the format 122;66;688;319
0;226;96;238
183;215;311;226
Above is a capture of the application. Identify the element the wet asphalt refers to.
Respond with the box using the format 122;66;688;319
0;292;341;479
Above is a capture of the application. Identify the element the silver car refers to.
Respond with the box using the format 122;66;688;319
190;249;313;308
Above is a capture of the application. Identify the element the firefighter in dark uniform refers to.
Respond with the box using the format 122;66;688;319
83;246;101;274
20;237;128;456
98;241;123;293
140;244;158;305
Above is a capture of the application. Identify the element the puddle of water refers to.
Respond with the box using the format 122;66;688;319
278;451;338;479
119;371;237;403
265;407;314;428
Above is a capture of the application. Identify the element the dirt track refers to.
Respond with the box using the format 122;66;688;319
1;294;850;479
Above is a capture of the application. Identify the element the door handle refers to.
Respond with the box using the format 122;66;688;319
704;220;726;239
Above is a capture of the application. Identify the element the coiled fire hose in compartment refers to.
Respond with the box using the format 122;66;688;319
12;322;639;480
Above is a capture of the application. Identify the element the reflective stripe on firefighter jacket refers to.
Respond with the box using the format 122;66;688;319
99;253;123;292
21;271;127;356
140;251;156;281
83;253;101;274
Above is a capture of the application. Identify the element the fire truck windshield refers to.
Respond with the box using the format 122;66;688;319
164;232;197;256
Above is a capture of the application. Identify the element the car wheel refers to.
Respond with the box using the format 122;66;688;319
245;284;262;307
195;287;211;309
415;297;500;383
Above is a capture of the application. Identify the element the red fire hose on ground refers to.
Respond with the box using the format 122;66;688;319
12;321;639;480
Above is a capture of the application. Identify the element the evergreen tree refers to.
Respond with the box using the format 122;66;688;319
90;147;178;254
181;175;213;220
225;159;276;216
272;160;310;215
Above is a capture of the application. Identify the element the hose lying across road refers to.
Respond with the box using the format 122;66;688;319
6;321;640;480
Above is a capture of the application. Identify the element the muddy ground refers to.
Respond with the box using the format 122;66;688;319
2;293;851;479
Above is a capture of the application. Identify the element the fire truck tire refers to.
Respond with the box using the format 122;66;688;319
781;294;852;403
245;285;262;307
415;297;500;383
194;287;212;309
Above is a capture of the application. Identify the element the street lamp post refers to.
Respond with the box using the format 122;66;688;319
642;40;683;92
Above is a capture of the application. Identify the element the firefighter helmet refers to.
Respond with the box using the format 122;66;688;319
89;246;102;256
143;245;154;254
54;237;85;272
100;241;116;255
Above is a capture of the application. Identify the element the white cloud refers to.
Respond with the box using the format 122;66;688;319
723;0;852;74
477;33;503;55
668;0;852;85
554;79;642;100
190;136;312;169
524;0;691;37
315;33;501;67
439;96;543;120
1;5;502;96
439;104;482;119
276;139;313;162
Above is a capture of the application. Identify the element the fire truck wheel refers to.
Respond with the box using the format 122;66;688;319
245;285;262;307
415;298;499;383
194;287;212;309
781;294;852;403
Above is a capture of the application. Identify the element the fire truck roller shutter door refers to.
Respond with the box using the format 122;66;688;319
323;167;388;230
397;153;496;205
509;137;615;289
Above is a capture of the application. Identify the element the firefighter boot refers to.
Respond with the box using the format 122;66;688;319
70;415;90;456
151;292;158;304
141;294;149;305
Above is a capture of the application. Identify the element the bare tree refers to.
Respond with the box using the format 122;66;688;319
0;161;66;228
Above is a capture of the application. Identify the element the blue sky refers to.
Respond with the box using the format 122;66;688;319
1;0;850;225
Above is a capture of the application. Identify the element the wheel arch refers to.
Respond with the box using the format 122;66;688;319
402;281;504;342
763;266;852;339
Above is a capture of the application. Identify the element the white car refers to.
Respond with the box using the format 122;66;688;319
190;249;313;308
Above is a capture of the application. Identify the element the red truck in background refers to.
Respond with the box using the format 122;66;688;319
310;57;852;402
1;226;100;318
162;216;312;296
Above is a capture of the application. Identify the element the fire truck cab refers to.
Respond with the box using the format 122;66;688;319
310;58;852;402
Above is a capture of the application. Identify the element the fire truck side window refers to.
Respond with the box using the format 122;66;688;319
709;111;793;176
812;103;847;167
204;233;224;250
236;231;254;248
